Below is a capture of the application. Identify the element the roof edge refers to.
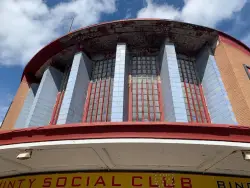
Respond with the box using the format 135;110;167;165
21;19;250;82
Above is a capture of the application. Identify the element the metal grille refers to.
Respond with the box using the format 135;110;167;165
84;59;115;122
129;56;162;121
177;58;210;123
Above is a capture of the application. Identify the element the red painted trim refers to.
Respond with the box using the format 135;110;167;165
194;85;204;123
184;81;192;121
49;92;61;125
100;79;107;122
90;82;97;123
1;122;250;146
146;81;151;121
53;91;65;124
128;77;132;121
106;78;112;122
136;77;139;121
199;85;211;123
95;80;102;122
152;80;156;121
141;80;144;121
82;82;92;122
219;35;250;56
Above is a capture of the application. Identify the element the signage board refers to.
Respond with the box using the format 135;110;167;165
0;172;250;188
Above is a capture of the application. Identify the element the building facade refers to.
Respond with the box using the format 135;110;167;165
1;19;250;187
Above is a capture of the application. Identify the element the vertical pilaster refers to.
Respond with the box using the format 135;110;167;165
160;42;188;122
25;67;63;127
57;52;92;124
111;43;127;122
14;84;39;128
196;45;237;124
1;79;30;130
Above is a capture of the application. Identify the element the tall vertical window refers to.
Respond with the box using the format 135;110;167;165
130;56;162;121
84;59;115;122
177;57;210;123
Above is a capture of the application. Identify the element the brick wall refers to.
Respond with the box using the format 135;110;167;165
1;80;30;130
215;36;250;125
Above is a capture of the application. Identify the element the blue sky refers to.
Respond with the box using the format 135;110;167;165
0;0;250;125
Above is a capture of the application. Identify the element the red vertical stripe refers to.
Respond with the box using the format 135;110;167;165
128;59;133;121
128;76;133;121
152;80;156;121
199;85;211;123
106;78;112;122
183;81;192;121
100;79;107;122
95;80;102;122
90;82;97;123
49;92;61;125
146;81;151;121
141;80;144;121
136;77;139;121
53;91;65;124
193;84;204;123
82;82;92;122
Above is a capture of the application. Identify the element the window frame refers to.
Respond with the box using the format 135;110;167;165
243;64;250;80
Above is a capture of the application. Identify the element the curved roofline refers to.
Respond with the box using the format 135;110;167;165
22;18;250;82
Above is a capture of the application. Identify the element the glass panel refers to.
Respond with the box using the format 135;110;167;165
84;58;115;122
130;55;161;122
177;56;209;123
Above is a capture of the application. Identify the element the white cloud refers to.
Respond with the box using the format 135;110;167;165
137;0;247;28
137;0;180;20
0;0;116;66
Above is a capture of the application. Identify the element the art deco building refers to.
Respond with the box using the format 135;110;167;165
1;19;250;188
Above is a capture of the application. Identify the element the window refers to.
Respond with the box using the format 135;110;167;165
129;56;162;121
84;59;115;122
177;57;210;123
243;64;250;80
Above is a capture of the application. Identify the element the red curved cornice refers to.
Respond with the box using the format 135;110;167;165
21;19;250;82
0;122;250;146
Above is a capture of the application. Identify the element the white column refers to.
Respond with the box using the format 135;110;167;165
111;43;127;122
14;83;39;129
196;45;237;124
160;41;188;122
25;67;63;127
57;52;92;124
